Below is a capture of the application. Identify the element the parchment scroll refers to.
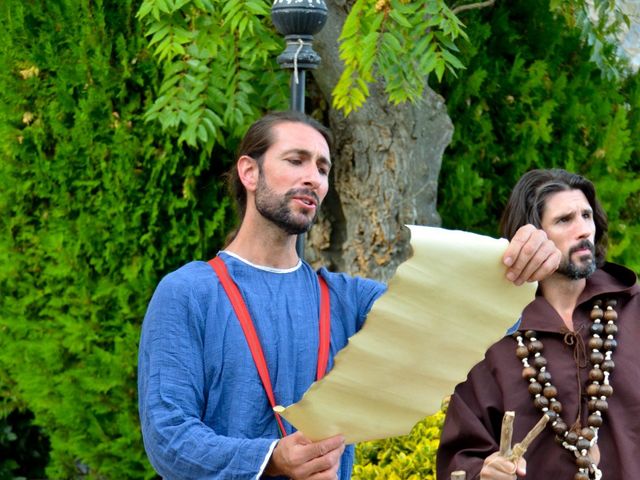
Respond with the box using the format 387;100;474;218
275;226;537;443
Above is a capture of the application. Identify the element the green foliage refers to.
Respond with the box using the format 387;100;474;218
334;0;466;114
353;410;445;480
0;0;233;477
139;0;471;122
437;0;640;271
137;0;630;145
550;0;631;79
137;0;290;150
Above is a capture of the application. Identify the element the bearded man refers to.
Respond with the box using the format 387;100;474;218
138;112;560;480
437;168;640;479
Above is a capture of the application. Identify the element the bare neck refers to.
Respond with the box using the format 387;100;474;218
539;274;587;330
225;213;300;269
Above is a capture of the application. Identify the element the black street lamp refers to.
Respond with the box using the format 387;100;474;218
271;0;328;258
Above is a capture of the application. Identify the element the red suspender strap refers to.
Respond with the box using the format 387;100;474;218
208;256;331;438
208;257;288;436
316;275;331;380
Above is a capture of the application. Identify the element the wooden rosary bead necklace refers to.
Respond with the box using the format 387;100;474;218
513;299;618;480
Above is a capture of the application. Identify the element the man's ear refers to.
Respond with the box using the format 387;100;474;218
237;155;259;192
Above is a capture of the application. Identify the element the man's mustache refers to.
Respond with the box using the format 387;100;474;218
569;239;595;256
285;188;320;205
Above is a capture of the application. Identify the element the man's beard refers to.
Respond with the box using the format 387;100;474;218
557;239;597;280
254;174;320;235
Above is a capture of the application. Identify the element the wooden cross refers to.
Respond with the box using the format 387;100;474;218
499;411;549;462
450;411;549;480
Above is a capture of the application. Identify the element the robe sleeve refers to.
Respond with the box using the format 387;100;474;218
436;358;506;480
137;273;274;480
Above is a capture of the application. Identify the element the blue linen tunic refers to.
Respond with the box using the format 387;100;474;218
138;252;386;479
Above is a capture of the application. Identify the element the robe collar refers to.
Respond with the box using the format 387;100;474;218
517;262;639;334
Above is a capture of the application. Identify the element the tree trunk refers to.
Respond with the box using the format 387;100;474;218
306;0;454;281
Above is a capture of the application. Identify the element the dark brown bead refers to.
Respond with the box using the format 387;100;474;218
522;366;537;380
590;305;603;320
588;413;603;427
595;399;608;412
528;340;543;353
604;323;618;335
606;299;617;308
565;431;579;444
588;336;604;350
586;383;600;397
553;420;568;435
602;359;615;372
516;345;529;359
534;396;549;409
576;438;591;451
550;400;563;413
590;351;604;365
524;330;537;339
532;356;547;369
543;385;558;398
537;371;552;383
603;338;618;351
599;384;613;397
589;368;604;382
604;309;618;321
590;322;604;335
545;410;558;421
576;455;592;468
528;382;542;395
574;472;590;480
512;331;523;339
581;427;595;440
587;399;598;412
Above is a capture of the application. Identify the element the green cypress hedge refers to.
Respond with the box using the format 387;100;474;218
0;0;234;477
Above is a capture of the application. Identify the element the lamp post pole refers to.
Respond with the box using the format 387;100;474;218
271;0;328;259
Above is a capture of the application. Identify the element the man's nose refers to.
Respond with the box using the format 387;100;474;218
576;217;593;239
302;164;323;189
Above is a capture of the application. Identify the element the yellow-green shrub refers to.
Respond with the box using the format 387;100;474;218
354;411;445;480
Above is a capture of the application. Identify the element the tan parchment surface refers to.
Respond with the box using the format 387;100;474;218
275;225;537;444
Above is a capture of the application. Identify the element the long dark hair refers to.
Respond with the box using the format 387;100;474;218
500;169;608;266
227;111;333;221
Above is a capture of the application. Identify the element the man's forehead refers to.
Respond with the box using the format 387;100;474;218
542;189;591;215
271;122;330;153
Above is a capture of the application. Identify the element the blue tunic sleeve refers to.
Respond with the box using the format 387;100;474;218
138;268;275;479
